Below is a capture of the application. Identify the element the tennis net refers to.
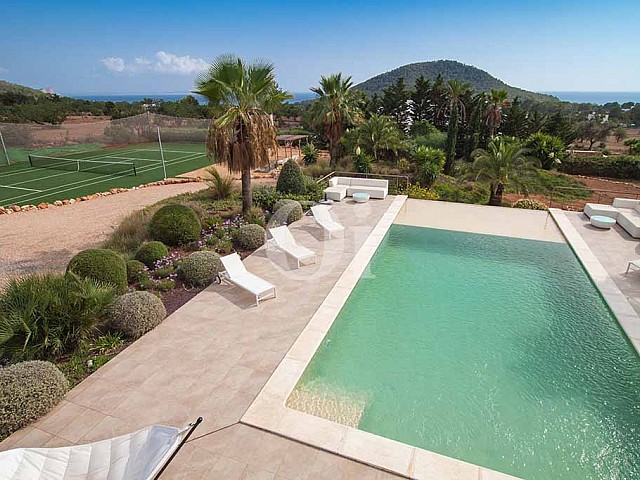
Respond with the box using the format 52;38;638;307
28;155;137;176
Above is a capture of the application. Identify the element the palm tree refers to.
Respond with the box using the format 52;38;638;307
444;79;471;175
310;73;360;166
486;89;509;137
194;54;290;214
348;114;404;161
470;137;538;206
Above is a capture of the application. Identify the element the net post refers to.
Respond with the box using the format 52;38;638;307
0;130;9;166
158;126;167;180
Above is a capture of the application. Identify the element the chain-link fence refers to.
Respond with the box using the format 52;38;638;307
0;114;210;165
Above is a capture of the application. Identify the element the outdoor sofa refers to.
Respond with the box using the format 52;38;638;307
323;176;389;201
583;198;640;238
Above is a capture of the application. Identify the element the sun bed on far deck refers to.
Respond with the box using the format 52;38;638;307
268;226;317;268
311;205;345;238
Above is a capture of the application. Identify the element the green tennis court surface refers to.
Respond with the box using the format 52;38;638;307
0;143;211;206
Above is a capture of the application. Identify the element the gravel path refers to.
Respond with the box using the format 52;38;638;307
0;182;206;282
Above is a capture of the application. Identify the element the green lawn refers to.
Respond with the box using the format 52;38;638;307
0;143;211;206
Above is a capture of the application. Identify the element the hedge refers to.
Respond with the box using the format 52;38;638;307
276;159;306;195
234;224;266;250
272;199;303;225
148;204;201;246
107;291;167;339
177;251;223;287
67;249;127;293
559;155;640;180
135;241;169;269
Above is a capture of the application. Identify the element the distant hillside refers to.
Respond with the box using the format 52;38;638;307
0;80;47;97
355;60;557;103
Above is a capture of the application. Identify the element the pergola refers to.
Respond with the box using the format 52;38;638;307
276;134;309;159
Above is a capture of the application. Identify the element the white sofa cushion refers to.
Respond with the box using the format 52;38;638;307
583;203;619;219
347;186;387;199
617;209;640;238
352;178;388;188
329;177;352;187
613;198;640;209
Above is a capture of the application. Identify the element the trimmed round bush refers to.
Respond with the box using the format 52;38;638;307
107;291;167;339
148;204;201;246
126;259;146;283
511;198;548;211
67;248;127;293
134;241;169;269
0;361;68;440
234;224;266;250
177;251;223;287
276;160;306;195
272;199;303;225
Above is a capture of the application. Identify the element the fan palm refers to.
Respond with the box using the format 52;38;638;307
470;137;538;206
486;88;509;137
310;73;360;166
444;79;472;175
348;114;404;160
194;54;290;214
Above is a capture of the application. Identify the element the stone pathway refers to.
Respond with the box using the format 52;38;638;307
0;197;402;479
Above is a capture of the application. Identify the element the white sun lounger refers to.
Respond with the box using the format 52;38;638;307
311;205;345;238
220;253;276;306
0;418;202;480
626;259;640;274
268;226;317;268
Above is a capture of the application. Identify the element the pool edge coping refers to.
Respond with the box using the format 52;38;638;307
549;208;640;356
241;196;521;480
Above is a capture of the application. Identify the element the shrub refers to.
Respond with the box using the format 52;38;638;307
0;273;115;361
102;209;151;257
301;143;319;165
272;199;304;225
134;241;169;269
177;251;223;287
433;180;490;204
511;198;549;210
413;146;446;187
206;167;236;199
107;291;166;339
303;175;323;201
559;155;640;180
126;259;146;283
148;204;202;246
0;361;68;440
525;133;565;170
353;152;374;173
67;249;127;293
403;184;440;200
234;224;266;250
245;207;266;227
276;160;306;195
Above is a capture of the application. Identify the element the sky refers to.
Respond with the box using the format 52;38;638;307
1;0;638;95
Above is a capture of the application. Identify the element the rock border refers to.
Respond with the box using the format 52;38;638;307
0;178;204;215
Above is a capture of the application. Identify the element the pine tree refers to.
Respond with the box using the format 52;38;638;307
411;75;432;123
381;77;411;131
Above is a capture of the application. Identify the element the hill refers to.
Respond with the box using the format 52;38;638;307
0;80;48;97
355;60;557;102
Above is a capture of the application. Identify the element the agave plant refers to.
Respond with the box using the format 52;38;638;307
301;143;319;165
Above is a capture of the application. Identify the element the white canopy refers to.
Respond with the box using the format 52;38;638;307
0;418;201;480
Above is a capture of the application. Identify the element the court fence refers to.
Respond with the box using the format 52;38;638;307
0;114;210;166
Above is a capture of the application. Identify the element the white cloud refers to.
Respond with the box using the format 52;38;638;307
100;52;207;75
101;57;125;72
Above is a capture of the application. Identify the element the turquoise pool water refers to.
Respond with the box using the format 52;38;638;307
291;225;640;479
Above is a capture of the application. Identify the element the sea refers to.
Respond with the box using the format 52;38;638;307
67;91;317;104
545;91;640;105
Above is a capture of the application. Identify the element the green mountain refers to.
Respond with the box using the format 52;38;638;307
0;80;48;97
355;60;557;102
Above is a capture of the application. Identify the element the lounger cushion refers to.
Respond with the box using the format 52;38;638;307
583;203;619;219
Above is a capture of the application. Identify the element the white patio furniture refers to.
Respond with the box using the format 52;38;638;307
353;192;370;203
220;253;276;306
268;226;317;268
0;418;202;480
626;259;640;274
582;198;640;238
323;176;389;201
590;215;616;229
583;203;620;219
311;205;345;238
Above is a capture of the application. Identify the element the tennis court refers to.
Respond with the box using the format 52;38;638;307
0;143;211;207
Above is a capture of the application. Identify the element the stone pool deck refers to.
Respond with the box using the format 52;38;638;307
0;196;403;479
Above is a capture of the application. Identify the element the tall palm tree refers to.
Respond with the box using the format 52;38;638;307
348;114;404;160
486;88;509;137
470;137;538;206
444;79;471;175
310;73;359;166
194;54;290;214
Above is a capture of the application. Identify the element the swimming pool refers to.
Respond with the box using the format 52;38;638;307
288;225;640;479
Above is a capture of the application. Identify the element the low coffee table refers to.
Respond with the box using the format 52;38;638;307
352;193;370;203
590;215;616;229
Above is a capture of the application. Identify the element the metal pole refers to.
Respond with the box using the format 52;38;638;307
157;126;167;180
0;130;10;166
